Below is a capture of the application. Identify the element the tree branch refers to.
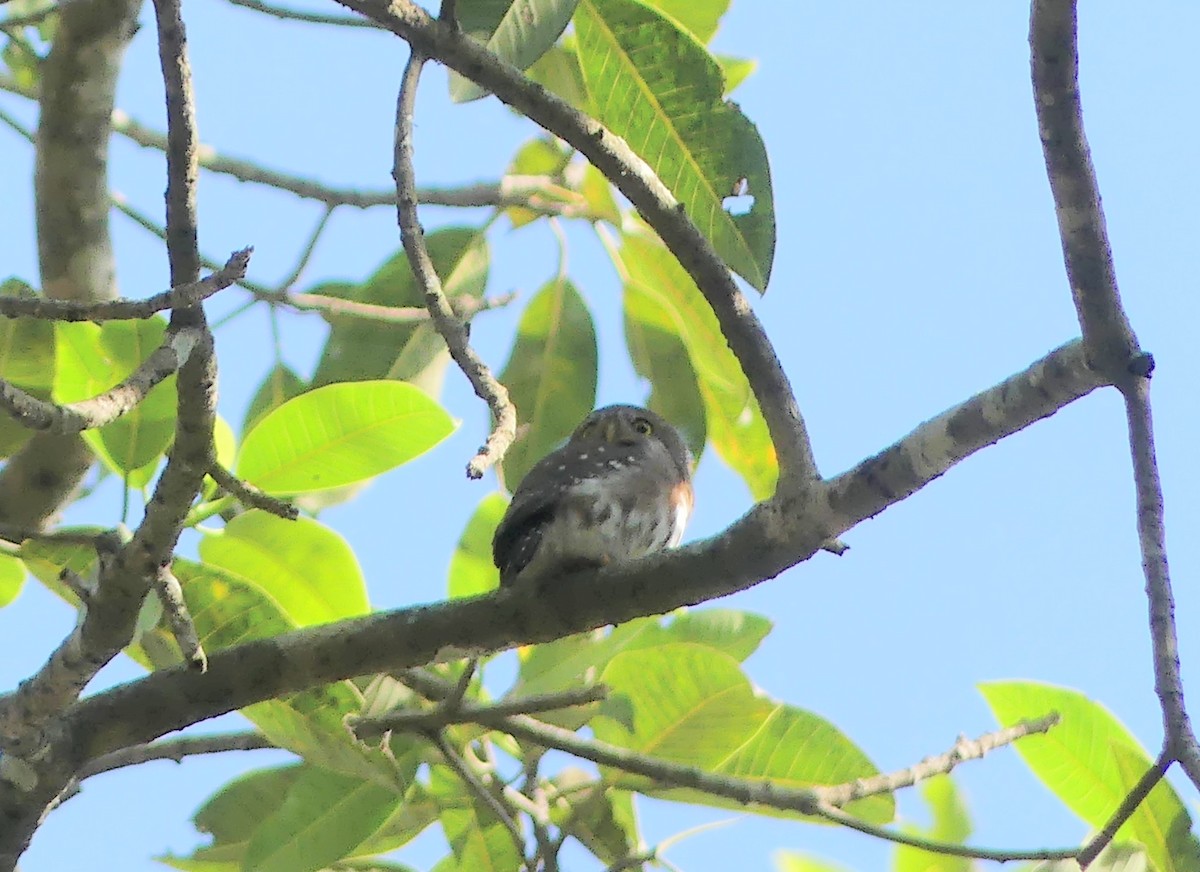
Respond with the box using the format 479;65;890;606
1029;0;1136;372
152;565;207;672
0;0;141;531
57;335;1104;769
76;731;277;781
393;48;516;480
823;340;1104;530
817;714;1060;807
334;0;818;494
226;0;381;29
0;248;249;321
0;327;200;434
208;463;298;520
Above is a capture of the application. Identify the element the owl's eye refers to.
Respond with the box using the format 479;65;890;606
632;418;653;436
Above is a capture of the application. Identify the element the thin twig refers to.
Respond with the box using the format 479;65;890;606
353;683;608;738
76;730;277;781
0;327;201;434
1077;749;1171;868
0;248;250;321
208;463;298;520
152;565;206;672
400;669;1075;863
0;525;107;547
393;49;516;479
274;205;334;292
429;730;527;857
0;3;59;29
226;0;381;28
818;714;1060;807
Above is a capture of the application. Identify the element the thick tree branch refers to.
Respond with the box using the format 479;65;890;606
0;327;200;434
0;0;140;530
823;340;1104;529
334;0;818;494
1030;4;1198;857
0;248;250;321
1029;0;1136;372
58;334;1102;769
393;49;516;479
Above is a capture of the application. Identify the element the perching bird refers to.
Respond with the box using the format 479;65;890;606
493;405;694;587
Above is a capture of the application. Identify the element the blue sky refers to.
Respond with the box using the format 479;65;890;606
1;2;1198;870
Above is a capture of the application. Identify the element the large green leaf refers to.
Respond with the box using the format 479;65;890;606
1112;744;1200;872
193;764;304;849
776;854;855;872
311;229;489;396
199;511;369;626
172;559;402;783
893;776;972;872
497;277;597;489
242;767;403;872
237;381;455;494
642;0;728;42
0;280;54;458
618;231;776;497
623;275;707;458
548;770;639;864
55;318;177;486
525;41;591;113
451;0;581;102
597;643;891;823
981;680;1199;871
447;492;507;598
575;0;775;289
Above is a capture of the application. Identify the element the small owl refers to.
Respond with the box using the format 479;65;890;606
493;405;694;586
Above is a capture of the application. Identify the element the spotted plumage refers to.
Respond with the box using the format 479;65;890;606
493;405;694;586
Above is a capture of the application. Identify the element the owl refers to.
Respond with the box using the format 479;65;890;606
493;405;694;586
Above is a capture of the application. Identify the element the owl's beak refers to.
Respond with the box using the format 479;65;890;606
606;418;638;445
602;417;620;443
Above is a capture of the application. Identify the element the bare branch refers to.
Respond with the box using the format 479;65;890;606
824;340;1104;531
0;248;250;321
226;0;381;29
1077;750;1170;868
77;731;277;781
152;565;206;672
0;327;201;434
208;463;298;520
1029;0;1199;837
818;714;1060;807
429;730;527;857
337;0;817;492
393;49;516;480
352;684;608;738
1029;0;1136;371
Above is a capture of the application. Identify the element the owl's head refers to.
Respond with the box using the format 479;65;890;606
570;405;691;479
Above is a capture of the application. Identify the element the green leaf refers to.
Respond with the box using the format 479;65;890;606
525;41;591;113
1112;744;1200;872
245;364;307;434
237;381;455;494
0;278;55;391
776;853;855;872
624;277;707;458
504;137;575;228
980;680;1194;862
597;643;891;823
352;784;442;858
172;559;403;782
431;766;525;871
55;318;177;484
717;55;757;93
311;229;489;396
618;231;776;497
193;764;304;849
243;767;402;872
575;0;775;289
447;493;507;598
893;776;972;872
199;511;369;626
0;553;25;607
17;534;100;604
642;0;729;42
548;770;638;863
497;277;597;489
450;0;580;102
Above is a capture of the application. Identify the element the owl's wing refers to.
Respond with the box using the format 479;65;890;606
492;472;561;586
